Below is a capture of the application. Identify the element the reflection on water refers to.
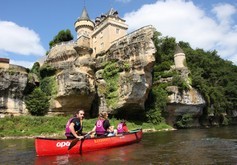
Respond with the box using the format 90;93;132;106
0;126;237;164
0;138;35;164
35;144;140;165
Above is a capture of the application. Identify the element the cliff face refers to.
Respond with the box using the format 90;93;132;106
166;86;206;126
44;25;156;115
45;44;96;115
0;66;28;116
0;26;206;122
95;26;156;114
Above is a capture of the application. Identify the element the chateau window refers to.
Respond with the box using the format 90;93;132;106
116;28;120;34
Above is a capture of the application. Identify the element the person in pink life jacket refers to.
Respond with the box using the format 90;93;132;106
117;120;129;134
91;111;115;137
65;109;85;139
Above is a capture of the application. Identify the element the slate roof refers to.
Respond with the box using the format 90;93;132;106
78;7;90;21
174;44;184;54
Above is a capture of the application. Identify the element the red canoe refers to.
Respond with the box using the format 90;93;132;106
35;129;142;156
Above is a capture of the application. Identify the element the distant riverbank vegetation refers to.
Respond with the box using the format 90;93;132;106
147;31;237;127
0;116;172;138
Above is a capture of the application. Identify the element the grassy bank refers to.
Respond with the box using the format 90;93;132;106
0;116;173;138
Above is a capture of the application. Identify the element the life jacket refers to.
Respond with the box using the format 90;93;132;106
65;117;75;137
95;119;106;135
117;122;124;134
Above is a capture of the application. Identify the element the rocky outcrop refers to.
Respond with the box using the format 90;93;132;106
166;86;206;126
167;86;205;105
43;25;156;115
0;66;28;116
95;25;156;114
45;42;96;115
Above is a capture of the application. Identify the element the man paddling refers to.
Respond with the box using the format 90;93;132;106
65;109;85;139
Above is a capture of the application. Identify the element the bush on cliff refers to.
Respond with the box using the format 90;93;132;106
25;88;50;116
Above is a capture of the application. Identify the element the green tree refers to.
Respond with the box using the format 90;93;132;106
40;76;57;97
184;43;237;117
150;30;237;126
25;88;50;116
31;62;40;73
49;29;73;48
146;86;168;124
39;65;56;79
23;62;41;95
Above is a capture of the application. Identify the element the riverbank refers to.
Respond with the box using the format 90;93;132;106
0;115;174;139
0;127;177;140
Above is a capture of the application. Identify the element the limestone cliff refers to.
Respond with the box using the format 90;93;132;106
0;66;28;116
44;25;156;115
166;86;206;126
95;26;156;115
45;42;96;115
0;25;206;122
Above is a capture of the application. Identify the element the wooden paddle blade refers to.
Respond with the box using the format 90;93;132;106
68;138;79;150
68;131;94;150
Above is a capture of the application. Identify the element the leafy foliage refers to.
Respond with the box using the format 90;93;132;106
49;29;73;48
102;62;120;108
171;75;189;91
40;76;57;97
25;88;50;116
39;65;56;79
146;86;168;124
175;114;193;128
23;62;41;95
149;30;237;126
31;62;40;78
181;42;237;116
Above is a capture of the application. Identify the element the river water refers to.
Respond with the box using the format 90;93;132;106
0;126;236;165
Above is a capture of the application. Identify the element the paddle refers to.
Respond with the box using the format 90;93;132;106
68;131;94;150
129;128;142;133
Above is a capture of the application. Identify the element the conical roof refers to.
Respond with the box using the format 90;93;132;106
174;44;184;54
78;7;90;21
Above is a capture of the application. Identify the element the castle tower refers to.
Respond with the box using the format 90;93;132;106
74;7;94;48
174;44;186;69
91;8;128;54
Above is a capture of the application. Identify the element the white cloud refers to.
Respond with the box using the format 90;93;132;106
10;55;47;69
0;21;46;56
212;3;237;27
123;0;237;64
10;59;34;69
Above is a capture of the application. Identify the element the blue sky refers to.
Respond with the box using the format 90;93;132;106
0;0;237;68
